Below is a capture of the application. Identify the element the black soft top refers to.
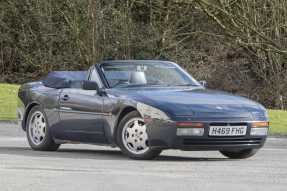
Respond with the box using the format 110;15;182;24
42;71;87;89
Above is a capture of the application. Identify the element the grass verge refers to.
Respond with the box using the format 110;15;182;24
0;83;286;135
268;110;287;136
0;84;20;120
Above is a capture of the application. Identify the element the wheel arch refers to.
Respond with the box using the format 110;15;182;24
113;106;139;144
22;102;40;131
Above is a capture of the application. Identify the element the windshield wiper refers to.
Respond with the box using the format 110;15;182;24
119;83;198;88
173;83;199;87
127;83;162;87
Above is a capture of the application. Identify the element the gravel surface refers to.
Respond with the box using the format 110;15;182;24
0;122;286;191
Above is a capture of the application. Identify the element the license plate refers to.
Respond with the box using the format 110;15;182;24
209;126;247;136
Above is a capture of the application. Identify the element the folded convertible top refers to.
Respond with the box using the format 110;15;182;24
42;71;87;89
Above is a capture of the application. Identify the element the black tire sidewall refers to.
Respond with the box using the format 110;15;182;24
117;111;161;160
26;105;59;151
220;149;258;159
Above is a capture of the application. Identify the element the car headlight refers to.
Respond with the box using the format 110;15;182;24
137;102;169;120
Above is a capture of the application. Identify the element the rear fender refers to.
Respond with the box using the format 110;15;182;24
21;102;41;131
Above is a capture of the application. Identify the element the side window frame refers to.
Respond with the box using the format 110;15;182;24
88;66;103;88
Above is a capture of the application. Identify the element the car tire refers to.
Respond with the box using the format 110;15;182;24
220;149;258;159
26;106;60;151
117;111;162;160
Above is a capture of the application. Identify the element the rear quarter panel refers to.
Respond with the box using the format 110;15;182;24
18;82;61;131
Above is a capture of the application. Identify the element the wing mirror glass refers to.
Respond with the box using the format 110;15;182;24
82;80;100;91
199;80;207;87
82;80;106;96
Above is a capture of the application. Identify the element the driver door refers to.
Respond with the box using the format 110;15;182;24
55;88;107;143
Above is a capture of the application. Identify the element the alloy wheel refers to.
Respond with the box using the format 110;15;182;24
122;117;149;154
28;111;46;145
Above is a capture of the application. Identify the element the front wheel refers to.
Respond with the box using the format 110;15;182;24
220;149;258;159
117;111;162;160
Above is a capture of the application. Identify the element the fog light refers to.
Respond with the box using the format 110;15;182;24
251;122;269;128
250;127;268;136
177;128;204;136
176;122;204;128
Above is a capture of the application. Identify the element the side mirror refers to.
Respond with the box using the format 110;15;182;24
82;80;100;91
82;80;106;96
199;80;207;87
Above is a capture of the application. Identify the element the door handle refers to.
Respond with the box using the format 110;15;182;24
61;94;70;101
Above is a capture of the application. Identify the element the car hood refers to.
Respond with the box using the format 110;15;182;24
108;87;266;120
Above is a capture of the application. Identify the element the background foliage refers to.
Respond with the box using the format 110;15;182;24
0;0;286;109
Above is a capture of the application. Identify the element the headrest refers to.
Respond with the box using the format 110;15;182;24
129;71;147;85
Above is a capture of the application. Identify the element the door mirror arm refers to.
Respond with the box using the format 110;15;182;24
98;88;107;96
199;80;207;87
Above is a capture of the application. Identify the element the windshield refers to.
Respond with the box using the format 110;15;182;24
101;61;200;88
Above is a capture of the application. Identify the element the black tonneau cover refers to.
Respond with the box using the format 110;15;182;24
42;71;87;89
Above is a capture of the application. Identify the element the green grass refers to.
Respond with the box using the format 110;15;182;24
268;110;287;135
0;84;20;120
0;83;286;135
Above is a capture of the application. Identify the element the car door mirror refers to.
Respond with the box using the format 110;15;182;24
82;80;106;96
199;80;207;87
82;80;100;91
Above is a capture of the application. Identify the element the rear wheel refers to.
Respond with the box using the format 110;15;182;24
117;111;161;160
26;106;60;151
220;149;258;159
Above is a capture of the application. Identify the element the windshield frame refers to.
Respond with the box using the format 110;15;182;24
99;61;201;89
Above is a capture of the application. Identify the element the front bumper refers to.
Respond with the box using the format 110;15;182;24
146;120;267;151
